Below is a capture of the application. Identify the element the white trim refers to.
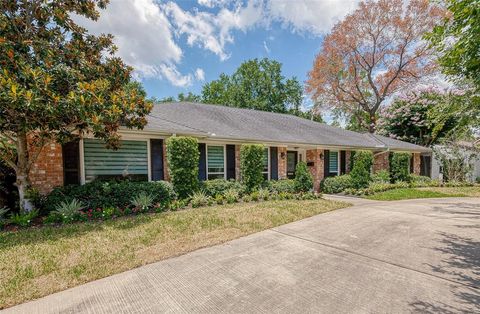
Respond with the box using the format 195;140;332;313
206;144;226;180
147;140;152;182
262;147;271;180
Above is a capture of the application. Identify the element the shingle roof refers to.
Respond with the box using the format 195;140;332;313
145;102;430;152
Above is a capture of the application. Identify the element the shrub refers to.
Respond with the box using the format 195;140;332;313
390;152;411;182
267;179;297;194
0;206;9;227
131;192;154;211
191;191;209;208
52;199;84;223
350;151;373;189
240;144;265;192
250;191;259;201
215;194;225;205
166;137;200;198
257;187;270;200
321;175;353;194
294;162;313;192
10;210;38;227
46;180;176;212
372;170;391;184
242;194;252;202
170;199;187;211
224;188;239;204
201;179;246;197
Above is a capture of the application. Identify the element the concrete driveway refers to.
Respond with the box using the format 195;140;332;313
5;197;480;313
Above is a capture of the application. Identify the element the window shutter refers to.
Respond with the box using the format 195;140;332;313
340;150;346;175
270;147;278;180
324;149;330;177
226;145;235;179
150;139;164;181
198;143;207;181
62;140;80;185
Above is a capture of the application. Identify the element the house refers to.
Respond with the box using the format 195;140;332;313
29;102;432;193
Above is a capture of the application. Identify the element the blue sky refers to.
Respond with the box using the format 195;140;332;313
76;0;360;107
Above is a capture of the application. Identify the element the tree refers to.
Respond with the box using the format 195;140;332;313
378;87;461;146
0;1;152;210
202;58;303;114
306;0;445;133
432;139;478;182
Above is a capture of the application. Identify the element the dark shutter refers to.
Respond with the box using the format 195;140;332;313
62;140;80;185
150;139;164;181
226;145;236;180
420;155;432;177
198;143;207;181
324;149;330;177
340;150;346;175
270;147;278;180
410;154;414;173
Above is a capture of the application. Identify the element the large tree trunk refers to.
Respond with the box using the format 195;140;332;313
15;131;34;212
368;113;377;133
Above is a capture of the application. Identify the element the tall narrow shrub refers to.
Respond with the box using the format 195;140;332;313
350;150;373;189
166;137;199;198
294;162;314;192
240;144;265;191
390;152;411;182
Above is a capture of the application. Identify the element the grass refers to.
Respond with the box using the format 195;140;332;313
0;199;348;309
366;186;480;201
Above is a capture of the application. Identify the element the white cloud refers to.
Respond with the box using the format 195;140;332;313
267;0;360;35
195;68;206;81
263;40;270;54
159;64;193;87
197;0;231;8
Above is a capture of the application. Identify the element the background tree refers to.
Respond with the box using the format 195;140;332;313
0;1;152;210
378;87;461;146
306;0;445;132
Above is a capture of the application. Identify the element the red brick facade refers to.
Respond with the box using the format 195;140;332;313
413;153;421;175
162;140;170;181
235;145;241;180
277;147;287;179
29;142;64;194
373;152;390;173
345;151;351;173
306;148;325;192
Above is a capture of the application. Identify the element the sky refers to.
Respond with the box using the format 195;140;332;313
76;0;360;107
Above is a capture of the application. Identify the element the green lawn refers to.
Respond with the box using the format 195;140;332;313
366;186;480;201
0;199;348;309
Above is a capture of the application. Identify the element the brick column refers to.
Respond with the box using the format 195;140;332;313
29;142;64;194
162;140;170;181
306;148;324;192
345;151;352;173
413;153;421;175
278;147;287;179
373;151;390;173
235;145;241;180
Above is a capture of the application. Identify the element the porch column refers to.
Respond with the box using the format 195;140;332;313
345;151;352;173
162;140;170;181
373;151;390;173
278;147;287;179
235;145;241;180
413;153;421;175
306;148;324;192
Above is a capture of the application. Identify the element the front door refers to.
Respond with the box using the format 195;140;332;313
287;151;298;179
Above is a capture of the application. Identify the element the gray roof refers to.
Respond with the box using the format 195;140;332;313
145;102;430;152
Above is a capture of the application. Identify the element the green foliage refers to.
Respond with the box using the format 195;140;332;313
294;162;313;192
46;180;176;212
201;58;312;119
432;141;478;182
242;194;252;203
200;179;245;197
350;151;373;189
215;194;225;205
131;192;154;211
224;188;240;204
0;206;9;227
390;153;411;183
321;175;353;194
371;170;391;184
166;137;200;198
191;191;209;208
52;199;84;223
0;1;152;210
240;144;265;191
267;179;297;194
10;210;38;227
257;188;270;201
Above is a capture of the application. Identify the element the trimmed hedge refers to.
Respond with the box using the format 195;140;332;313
321;175;353;194
350;150;373;189
45;180;176;212
294;162;314;192
267;179;297;193
390;152;410;183
166;137;200;198
240;144;265;191
200;179;246;197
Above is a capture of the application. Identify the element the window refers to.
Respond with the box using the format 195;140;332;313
207;145;225;179
83;139;148;183
262;148;270;180
329;151;339;175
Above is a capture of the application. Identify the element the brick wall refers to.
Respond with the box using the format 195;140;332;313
162;140;170;181
413;153;421;175
373;152;390;173
29;142;64;194
235;145;241;180
345;151;351;173
278;147;287;179
306;148;324;192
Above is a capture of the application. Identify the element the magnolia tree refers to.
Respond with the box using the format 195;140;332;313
378;87;462;146
306;0;445;132
0;1;152;211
